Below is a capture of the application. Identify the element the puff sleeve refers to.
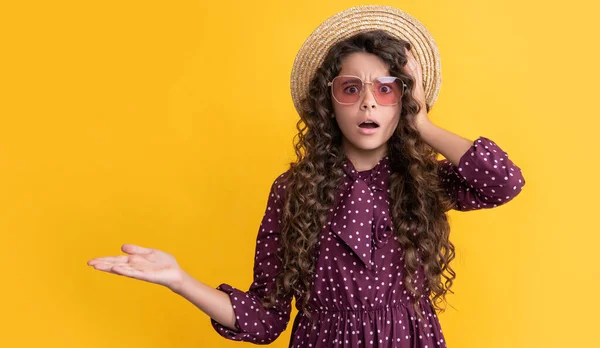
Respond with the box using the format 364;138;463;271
438;136;525;211
210;172;293;344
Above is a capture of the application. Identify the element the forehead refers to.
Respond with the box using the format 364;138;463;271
338;52;390;77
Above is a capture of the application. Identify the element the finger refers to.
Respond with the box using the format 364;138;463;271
87;256;128;266
92;260;129;267
90;261;129;272
405;49;420;69
404;53;417;72
111;265;147;279
121;244;153;255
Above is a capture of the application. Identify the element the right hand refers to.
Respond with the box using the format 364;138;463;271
87;244;185;290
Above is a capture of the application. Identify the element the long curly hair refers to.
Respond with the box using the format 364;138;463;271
263;30;456;321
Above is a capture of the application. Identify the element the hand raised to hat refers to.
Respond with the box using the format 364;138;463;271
403;47;429;127
402;47;473;166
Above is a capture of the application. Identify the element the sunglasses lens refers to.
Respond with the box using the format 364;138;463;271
331;76;362;104
331;76;404;105
373;77;403;105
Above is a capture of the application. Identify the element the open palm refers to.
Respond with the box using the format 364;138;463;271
87;244;183;289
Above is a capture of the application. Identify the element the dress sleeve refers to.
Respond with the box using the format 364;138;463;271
438;136;525;211
210;172;293;344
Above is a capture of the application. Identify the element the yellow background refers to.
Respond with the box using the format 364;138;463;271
1;1;598;347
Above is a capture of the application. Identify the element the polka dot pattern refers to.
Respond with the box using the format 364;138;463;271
210;177;292;344
211;136;525;347
438;137;526;210
330;156;392;270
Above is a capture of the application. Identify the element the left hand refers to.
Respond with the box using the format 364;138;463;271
403;47;429;125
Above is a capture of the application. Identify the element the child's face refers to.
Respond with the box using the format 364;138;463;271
332;52;401;158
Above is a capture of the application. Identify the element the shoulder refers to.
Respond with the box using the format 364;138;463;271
269;168;293;202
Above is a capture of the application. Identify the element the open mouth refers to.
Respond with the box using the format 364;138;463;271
359;121;380;129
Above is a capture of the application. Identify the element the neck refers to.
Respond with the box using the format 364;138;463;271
342;139;388;171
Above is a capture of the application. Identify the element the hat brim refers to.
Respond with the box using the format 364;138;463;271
290;5;441;115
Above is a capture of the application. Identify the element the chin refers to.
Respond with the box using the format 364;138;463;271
347;139;387;152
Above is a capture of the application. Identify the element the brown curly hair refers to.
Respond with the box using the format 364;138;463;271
262;30;456;322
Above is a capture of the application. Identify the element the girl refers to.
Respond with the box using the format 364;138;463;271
88;6;525;347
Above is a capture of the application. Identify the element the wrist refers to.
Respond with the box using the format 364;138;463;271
168;269;189;294
414;111;432;132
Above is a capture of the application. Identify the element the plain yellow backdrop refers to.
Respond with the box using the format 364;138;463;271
1;0;598;347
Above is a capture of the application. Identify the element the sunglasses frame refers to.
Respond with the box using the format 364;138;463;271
326;75;408;106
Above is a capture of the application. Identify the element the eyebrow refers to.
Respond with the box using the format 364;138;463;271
339;76;396;84
340;78;362;85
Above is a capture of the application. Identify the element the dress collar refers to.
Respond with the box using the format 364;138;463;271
341;155;391;184
330;155;394;270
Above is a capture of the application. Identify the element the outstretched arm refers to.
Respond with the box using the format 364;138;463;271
87;244;238;330
87;172;294;342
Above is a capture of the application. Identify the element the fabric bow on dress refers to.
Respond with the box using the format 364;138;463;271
330;156;394;270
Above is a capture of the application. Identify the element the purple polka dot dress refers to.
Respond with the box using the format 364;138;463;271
211;136;525;347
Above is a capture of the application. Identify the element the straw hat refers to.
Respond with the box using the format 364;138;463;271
290;5;442;115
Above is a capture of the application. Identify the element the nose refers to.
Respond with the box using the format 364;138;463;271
360;84;377;110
